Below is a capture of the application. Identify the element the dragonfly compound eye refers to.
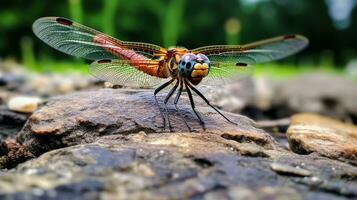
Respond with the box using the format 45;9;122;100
178;60;196;77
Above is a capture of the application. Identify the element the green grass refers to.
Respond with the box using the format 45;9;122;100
31;59;89;74
253;63;344;79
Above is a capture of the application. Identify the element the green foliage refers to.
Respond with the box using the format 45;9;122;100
68;0;83;23
31;59;88;74
253;63;343;79
0;10;18;28
20;37;36;70
161;0;186;47
102;0;120;37
0;0;356;75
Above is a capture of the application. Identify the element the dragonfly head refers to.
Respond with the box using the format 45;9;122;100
178;53;210;83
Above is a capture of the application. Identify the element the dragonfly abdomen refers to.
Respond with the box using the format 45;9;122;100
136;62;169;78
93;35;168;78
93;35;148;62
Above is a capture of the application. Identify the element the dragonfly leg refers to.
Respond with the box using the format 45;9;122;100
174;80;192;132
185;82;206;128
154;79;175;130
163;80;180;131
186;82;237;125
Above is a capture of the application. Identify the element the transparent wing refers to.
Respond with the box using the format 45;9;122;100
191;35;308;65
200;62;253;86
33;17;167;61
192;35;308;86
89;59;166;88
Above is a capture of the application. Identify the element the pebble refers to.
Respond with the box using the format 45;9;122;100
270;162;312;177
7;96;42;113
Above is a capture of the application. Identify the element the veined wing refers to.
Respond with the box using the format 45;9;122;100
191;35;308;65
89;59;166;88
33;17;167;61
200;62;253;86
191;35;308;85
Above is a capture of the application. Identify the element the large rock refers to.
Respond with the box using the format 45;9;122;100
0;106;33;169
0;89;356;199
17;89;276;156
287;113;357;165
210;73;357;123
274;73;357;121
1;133;357;199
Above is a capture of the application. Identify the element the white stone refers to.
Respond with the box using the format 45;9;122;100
7;96;42;113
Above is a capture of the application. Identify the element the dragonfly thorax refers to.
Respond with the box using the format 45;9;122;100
178;53;210;85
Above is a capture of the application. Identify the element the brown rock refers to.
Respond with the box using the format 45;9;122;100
0;138;34;169
16;89;276;157
287;113;357;165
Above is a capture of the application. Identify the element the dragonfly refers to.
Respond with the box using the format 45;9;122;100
33;17;308;131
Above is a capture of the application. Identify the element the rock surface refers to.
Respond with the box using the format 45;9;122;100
210;73;357;124
1;133;357;199
274;73;357;121
287;113;357;165
0;88;355;199
0;106;30;140
17;88;275;156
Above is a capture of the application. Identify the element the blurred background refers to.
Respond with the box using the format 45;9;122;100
0;0;357;125
0;0;356;75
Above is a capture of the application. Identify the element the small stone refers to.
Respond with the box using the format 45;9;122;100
104;82;115;88
58;78;75;93
7;96;42;113
270;162;312;177
137;131;147;137
135;164;155;177
310;176;320;183
287;113;357;165
254;77;274;110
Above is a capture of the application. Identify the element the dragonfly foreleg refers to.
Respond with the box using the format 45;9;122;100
185;81;205;127
185;82;237;125
174;80;191;132
154;79;175;130
163;80;180;131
